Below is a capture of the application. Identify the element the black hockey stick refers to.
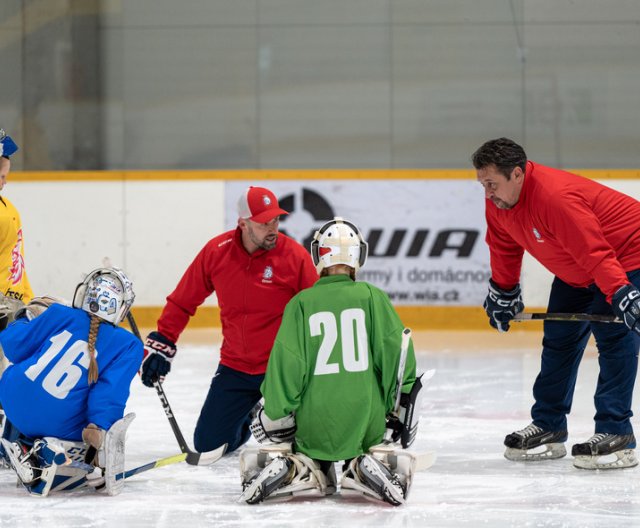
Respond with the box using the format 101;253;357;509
126;311;227;466
513;312;622;323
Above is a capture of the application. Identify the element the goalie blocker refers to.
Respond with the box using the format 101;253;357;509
386;374;424;448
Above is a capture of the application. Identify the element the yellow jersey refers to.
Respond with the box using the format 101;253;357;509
0;196;32;303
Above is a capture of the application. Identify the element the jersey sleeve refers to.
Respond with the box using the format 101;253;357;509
368;286;417;413
157;243;216;343
87;336;143;430
0;313;48;364
485;205;524;290
541;192;630;302
261;297;307;420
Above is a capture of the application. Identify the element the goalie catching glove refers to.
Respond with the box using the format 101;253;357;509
250;405;296;444
15;295;65;321
140;331;177;387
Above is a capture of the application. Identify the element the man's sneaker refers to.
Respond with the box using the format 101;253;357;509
240;456;293;504
572;433;638;470
504;423;568;461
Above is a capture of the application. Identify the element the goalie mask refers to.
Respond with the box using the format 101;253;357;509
310;217;368;273
72;268;135;325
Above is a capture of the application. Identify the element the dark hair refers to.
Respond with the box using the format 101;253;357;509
471;137;527;179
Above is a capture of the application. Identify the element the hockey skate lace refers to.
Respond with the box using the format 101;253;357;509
515;424;543;438
584;433;608;445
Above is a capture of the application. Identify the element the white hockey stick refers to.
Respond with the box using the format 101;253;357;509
394;328;412;411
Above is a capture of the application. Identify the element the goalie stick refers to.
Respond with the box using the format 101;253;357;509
513;312;622;323
126;311;227;466
383;328;412;443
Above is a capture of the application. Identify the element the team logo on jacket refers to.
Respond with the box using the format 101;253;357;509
532;227;544;243
9;229;25;285
262;266;273;283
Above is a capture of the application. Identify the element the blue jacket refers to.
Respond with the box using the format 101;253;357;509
0;304;143;440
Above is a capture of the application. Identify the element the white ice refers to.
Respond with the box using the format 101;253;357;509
1;330;639;528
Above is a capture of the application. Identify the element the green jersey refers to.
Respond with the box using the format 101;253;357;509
261;274;416;461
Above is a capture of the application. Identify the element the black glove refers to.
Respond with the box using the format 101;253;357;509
612;284;640;336
483;279;524;332
140;331;177;387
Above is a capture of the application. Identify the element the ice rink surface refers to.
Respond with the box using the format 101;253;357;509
1;329;639;528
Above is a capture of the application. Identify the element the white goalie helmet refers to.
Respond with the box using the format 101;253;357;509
72;267;135;325
310;217;368;273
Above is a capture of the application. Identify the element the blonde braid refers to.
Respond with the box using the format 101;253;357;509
87;315;101;384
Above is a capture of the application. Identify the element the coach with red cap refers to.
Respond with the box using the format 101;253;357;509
140;186;318;456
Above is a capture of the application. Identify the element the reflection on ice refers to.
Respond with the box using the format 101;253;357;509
1;331;639;527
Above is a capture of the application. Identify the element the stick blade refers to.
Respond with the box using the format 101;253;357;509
185;443;227;466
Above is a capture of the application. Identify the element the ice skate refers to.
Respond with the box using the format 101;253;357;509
572;433;638;470
341;454;406;506
240;456;294;504
504;423;567;461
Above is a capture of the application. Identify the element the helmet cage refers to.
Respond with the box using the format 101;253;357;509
310;217;368;273
72;267;135;325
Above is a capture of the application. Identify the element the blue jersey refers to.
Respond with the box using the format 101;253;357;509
0;304;143;441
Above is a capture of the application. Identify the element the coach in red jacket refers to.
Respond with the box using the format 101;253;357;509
473;137;640;470
140;186;318;455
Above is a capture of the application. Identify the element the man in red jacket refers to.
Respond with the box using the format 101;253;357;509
473;137;640;470
140;186;318;456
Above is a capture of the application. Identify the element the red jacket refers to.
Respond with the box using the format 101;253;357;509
157;228;318;374
486;161;640;303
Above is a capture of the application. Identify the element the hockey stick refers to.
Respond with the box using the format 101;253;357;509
126;311;227;466
119;452;187;480
383;328;412;443
513;312;622;323
394;328;413;411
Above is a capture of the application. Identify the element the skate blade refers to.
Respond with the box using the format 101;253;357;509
573;449;639;470
504;443;567;462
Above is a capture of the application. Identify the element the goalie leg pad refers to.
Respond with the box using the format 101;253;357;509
240;455;294;504
239;445;333;504
341;448;415;506
2;438;74;497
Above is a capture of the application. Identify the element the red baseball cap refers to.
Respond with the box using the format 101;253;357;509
237;186;289;223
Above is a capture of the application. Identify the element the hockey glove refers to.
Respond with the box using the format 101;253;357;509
385;374;424;448
15;295;64;321
140;331;177;387
82;423;107;488
483;279;524;333
0;294;24;330
612;284;640;336
250;407;296;444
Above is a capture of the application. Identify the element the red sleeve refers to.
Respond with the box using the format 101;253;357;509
544;192;629;302
485;204;524;290
157;243;216;343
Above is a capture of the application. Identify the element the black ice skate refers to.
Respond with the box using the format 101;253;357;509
240;456;294;504
354;454;406;506
572;433;638;470
504;423;567;461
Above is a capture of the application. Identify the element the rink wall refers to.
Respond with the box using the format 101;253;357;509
8;170;640;331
